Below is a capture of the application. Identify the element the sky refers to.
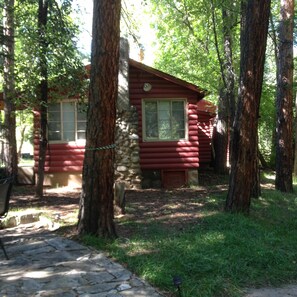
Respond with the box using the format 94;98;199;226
71;0;93;57
72;0;156;65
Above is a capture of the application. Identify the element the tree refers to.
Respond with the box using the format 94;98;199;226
146;1;285;169
35;0;49;198
211;0;238;174
275;0;294;192
149;0;242;173
151;0;240;174
225;0;271;213
149;1;217;89
2;0;18;178
14;0;86;197
294;91;297;175
77;0;121;238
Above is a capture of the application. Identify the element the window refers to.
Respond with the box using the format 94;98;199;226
143;99;187;141
48;101;87;142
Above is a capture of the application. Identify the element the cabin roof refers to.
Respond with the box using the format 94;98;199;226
129;59;207;98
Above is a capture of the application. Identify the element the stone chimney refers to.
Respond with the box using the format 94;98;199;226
115;38;142;189
117;38;130;112
139;44;145;62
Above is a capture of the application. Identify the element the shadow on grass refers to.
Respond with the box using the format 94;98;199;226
84;187;297;297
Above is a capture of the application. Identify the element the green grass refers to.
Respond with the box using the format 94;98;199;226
82;186;297;297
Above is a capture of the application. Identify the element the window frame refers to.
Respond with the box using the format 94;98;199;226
47;100;87;144
142;98;188;142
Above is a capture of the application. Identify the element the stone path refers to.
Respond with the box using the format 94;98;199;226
0;223;164;297
2;222;297;297
244;286;297;297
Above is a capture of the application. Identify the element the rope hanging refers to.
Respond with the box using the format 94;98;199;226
85;144;116;151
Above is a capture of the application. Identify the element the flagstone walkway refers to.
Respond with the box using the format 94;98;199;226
0;223;164;297
1;221;297;297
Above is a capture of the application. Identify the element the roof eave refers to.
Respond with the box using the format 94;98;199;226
129;59;207;98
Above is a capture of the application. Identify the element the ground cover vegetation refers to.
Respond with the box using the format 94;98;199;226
79;172;297;297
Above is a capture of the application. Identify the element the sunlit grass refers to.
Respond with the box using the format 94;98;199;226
82;181;297;297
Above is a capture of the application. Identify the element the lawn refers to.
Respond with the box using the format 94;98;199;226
82;172;297;297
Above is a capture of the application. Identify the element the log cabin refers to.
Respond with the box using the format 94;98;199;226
33;40;216;189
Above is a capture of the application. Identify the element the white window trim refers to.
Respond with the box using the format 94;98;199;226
142;98;188;142
48;100;87;144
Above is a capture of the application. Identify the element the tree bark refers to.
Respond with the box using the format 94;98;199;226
3;0;18;179
35;0;49;198
268;14;278;169
293;91;297;175
258;148;269;169
78;0;121;238
213;90;229;174
221;6;236;130
211;3;236;174
275;0;294;192
225;0;271;213
17;126;26;161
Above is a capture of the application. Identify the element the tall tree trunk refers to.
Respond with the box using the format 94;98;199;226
221;6;236;138
211;1;236;174
269;14;278;168
78;0;121;238
3;0;17;179
275;0;294;192
213;90;229;174
225;0;271;213
17;126;27;161
35;0;49;198
293;91;297;175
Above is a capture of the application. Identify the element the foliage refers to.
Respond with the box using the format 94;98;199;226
144;0;290;166
15;110;33;157
13;0;87;108
83;183;297;297
148;0;241;101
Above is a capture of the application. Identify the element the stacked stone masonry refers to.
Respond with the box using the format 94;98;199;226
115;107;142;189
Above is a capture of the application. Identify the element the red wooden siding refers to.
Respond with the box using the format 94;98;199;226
198;111;215;163
197;99;216;163
129;63;203;170
33;142;84;173
33;111;84;173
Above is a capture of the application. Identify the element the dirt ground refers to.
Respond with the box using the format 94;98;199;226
9;170;228;237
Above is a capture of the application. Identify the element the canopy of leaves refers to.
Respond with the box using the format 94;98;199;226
146;0;292;165
149;0;241;100
12;0;87;108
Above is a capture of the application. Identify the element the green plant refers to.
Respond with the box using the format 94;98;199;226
82;187;297;297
